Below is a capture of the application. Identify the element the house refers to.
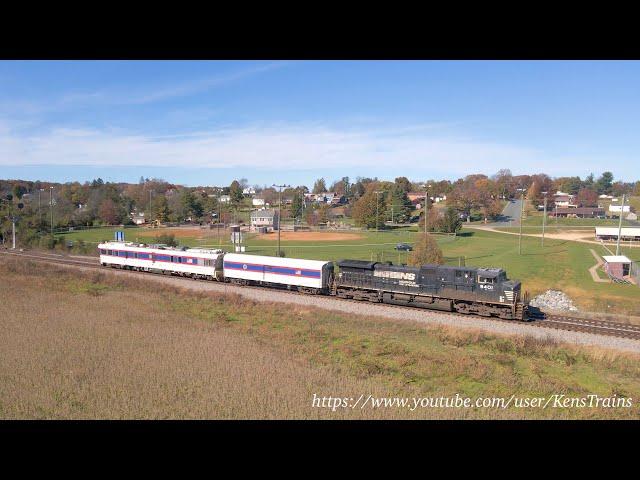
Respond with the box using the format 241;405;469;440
627;212;638;221
218;195;231;203
553;191;576;208
131;212;146;225
330;195;346;205
318;192;336;204
243;187;256;196
407;192;426;204
304;192;337;204
608;205;631;218
252;198;265;207
549;207;605;218
250;208;279;231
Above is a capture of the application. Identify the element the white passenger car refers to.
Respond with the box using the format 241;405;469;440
222;253;334;293
98;241;225;280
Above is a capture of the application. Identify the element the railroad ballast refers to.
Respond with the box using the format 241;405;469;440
98;241;528;320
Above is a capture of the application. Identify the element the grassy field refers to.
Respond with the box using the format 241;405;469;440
1;258;639;420
55;225;639;314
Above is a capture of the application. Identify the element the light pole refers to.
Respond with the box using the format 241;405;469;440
616;194;626;256
273;183;290;257
374;191;384;232
541;191;548;247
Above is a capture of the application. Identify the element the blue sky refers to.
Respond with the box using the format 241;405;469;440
1;60;639;187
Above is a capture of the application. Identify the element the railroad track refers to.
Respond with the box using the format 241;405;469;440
2;249;640;341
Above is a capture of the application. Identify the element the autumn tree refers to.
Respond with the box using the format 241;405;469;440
448;176;493;222
575;188;598;207
394;176;412;193
98;198;120;225
151;195;171;223
351;184;386;229
419;205;441;232
408;232;444;266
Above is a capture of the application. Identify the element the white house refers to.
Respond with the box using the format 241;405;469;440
252;198;265;207
554;191;576;208
250;208;279;231
609;205;631;213
243;187;256;196
219;195;231;203
131;212;146;225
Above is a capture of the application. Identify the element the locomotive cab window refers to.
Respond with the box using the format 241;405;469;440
477;276;495;284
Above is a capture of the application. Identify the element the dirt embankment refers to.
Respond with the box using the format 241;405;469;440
256;231;364;242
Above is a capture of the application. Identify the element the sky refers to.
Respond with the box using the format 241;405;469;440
0;60;639;187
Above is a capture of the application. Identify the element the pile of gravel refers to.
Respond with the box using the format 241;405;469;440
529;290;578;312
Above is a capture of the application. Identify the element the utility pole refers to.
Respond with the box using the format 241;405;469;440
518;189;525;255
38;188;44;229
374;191;384;232
541;192;547;247
616;194;626;256
11;216;16;249
273;183;290;257
49;186;54;236
425;184;431;239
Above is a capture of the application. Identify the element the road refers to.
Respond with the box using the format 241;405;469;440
483;198;524;227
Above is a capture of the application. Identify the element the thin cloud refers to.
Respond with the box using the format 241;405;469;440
0;122;605;179
0;62;289;118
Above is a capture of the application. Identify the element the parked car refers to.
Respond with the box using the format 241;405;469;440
395;243;413;251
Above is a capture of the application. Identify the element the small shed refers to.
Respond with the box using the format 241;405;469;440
602;255;632;278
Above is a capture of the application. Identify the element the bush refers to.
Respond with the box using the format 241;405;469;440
153;233;178;247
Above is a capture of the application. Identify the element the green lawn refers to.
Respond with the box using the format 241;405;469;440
56;225;640;314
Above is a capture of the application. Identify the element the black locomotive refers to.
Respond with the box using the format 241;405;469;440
334;260;528;320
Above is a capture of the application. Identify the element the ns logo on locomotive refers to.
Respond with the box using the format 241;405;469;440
98;241;529;321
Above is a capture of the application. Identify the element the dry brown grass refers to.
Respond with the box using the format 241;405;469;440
2;258;640;419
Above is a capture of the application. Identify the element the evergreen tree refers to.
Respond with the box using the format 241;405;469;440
387;185;412;223
312;178;327;194
291;190;303;219
229;180;244;206
596;171;614;195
